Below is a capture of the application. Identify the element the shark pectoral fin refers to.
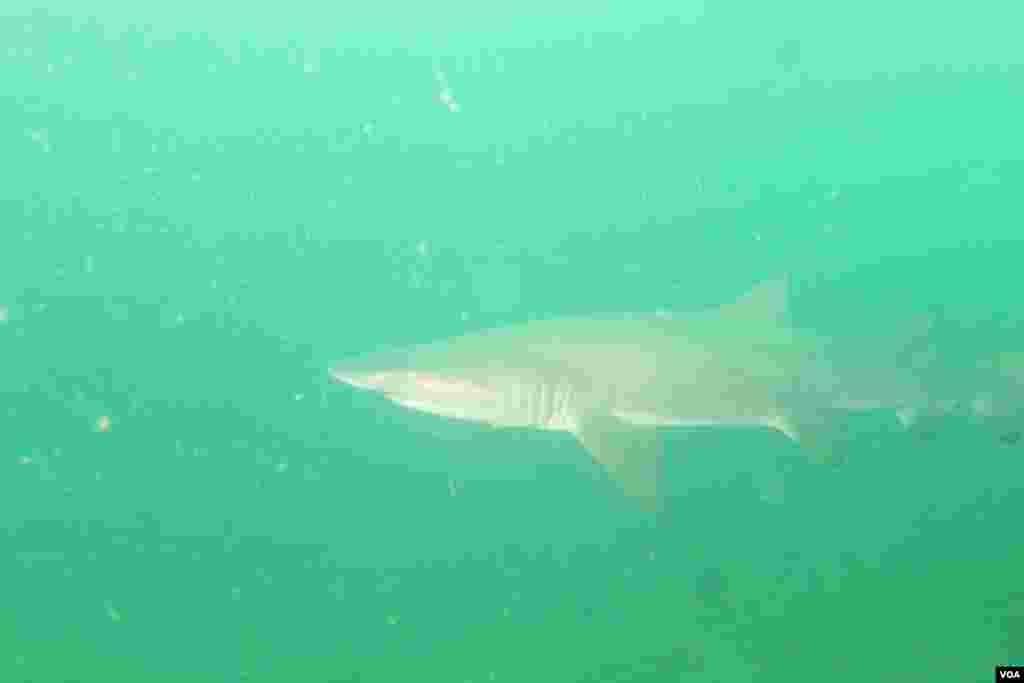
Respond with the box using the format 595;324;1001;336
770;413;844;465
575;413;661;511
896;407;919;429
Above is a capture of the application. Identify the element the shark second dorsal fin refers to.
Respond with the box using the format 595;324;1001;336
726;276;790;323
575;413;662;514
992;351;1024;384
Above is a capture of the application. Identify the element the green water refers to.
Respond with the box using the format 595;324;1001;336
2;3;1022;681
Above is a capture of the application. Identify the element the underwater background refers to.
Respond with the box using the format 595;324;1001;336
2;2;1022;681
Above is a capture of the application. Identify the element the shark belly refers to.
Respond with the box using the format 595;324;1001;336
612;409;776;430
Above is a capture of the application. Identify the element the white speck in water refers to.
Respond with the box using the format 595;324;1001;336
439;87;460;113
27;128;50;152
433;66;460;113
103;600;122;622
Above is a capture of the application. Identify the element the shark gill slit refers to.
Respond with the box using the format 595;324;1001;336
534;379;552;428
553;379;573;429
529;378;571;430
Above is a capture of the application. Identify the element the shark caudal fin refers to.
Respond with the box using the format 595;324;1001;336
575;413;662;513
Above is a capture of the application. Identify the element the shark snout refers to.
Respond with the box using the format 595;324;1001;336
329;364;396;392
328;346;421;393
328;368;383;391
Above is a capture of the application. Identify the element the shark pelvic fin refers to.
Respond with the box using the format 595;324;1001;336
896;408;919;429
575;413;661;512
769;412;844;465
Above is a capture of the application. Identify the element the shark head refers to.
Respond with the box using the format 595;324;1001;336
329;338;578;430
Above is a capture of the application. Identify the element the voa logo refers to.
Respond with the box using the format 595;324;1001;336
998;671;1021;680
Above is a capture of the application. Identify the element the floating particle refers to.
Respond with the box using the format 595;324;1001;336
439;87;459;113
27;128;51;152
96;415;112;433
103;600;122;622
433;66;460;113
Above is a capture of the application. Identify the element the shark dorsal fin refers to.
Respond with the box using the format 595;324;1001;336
725;276;790;323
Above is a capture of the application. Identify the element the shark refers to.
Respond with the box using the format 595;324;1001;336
328;278;1021;510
